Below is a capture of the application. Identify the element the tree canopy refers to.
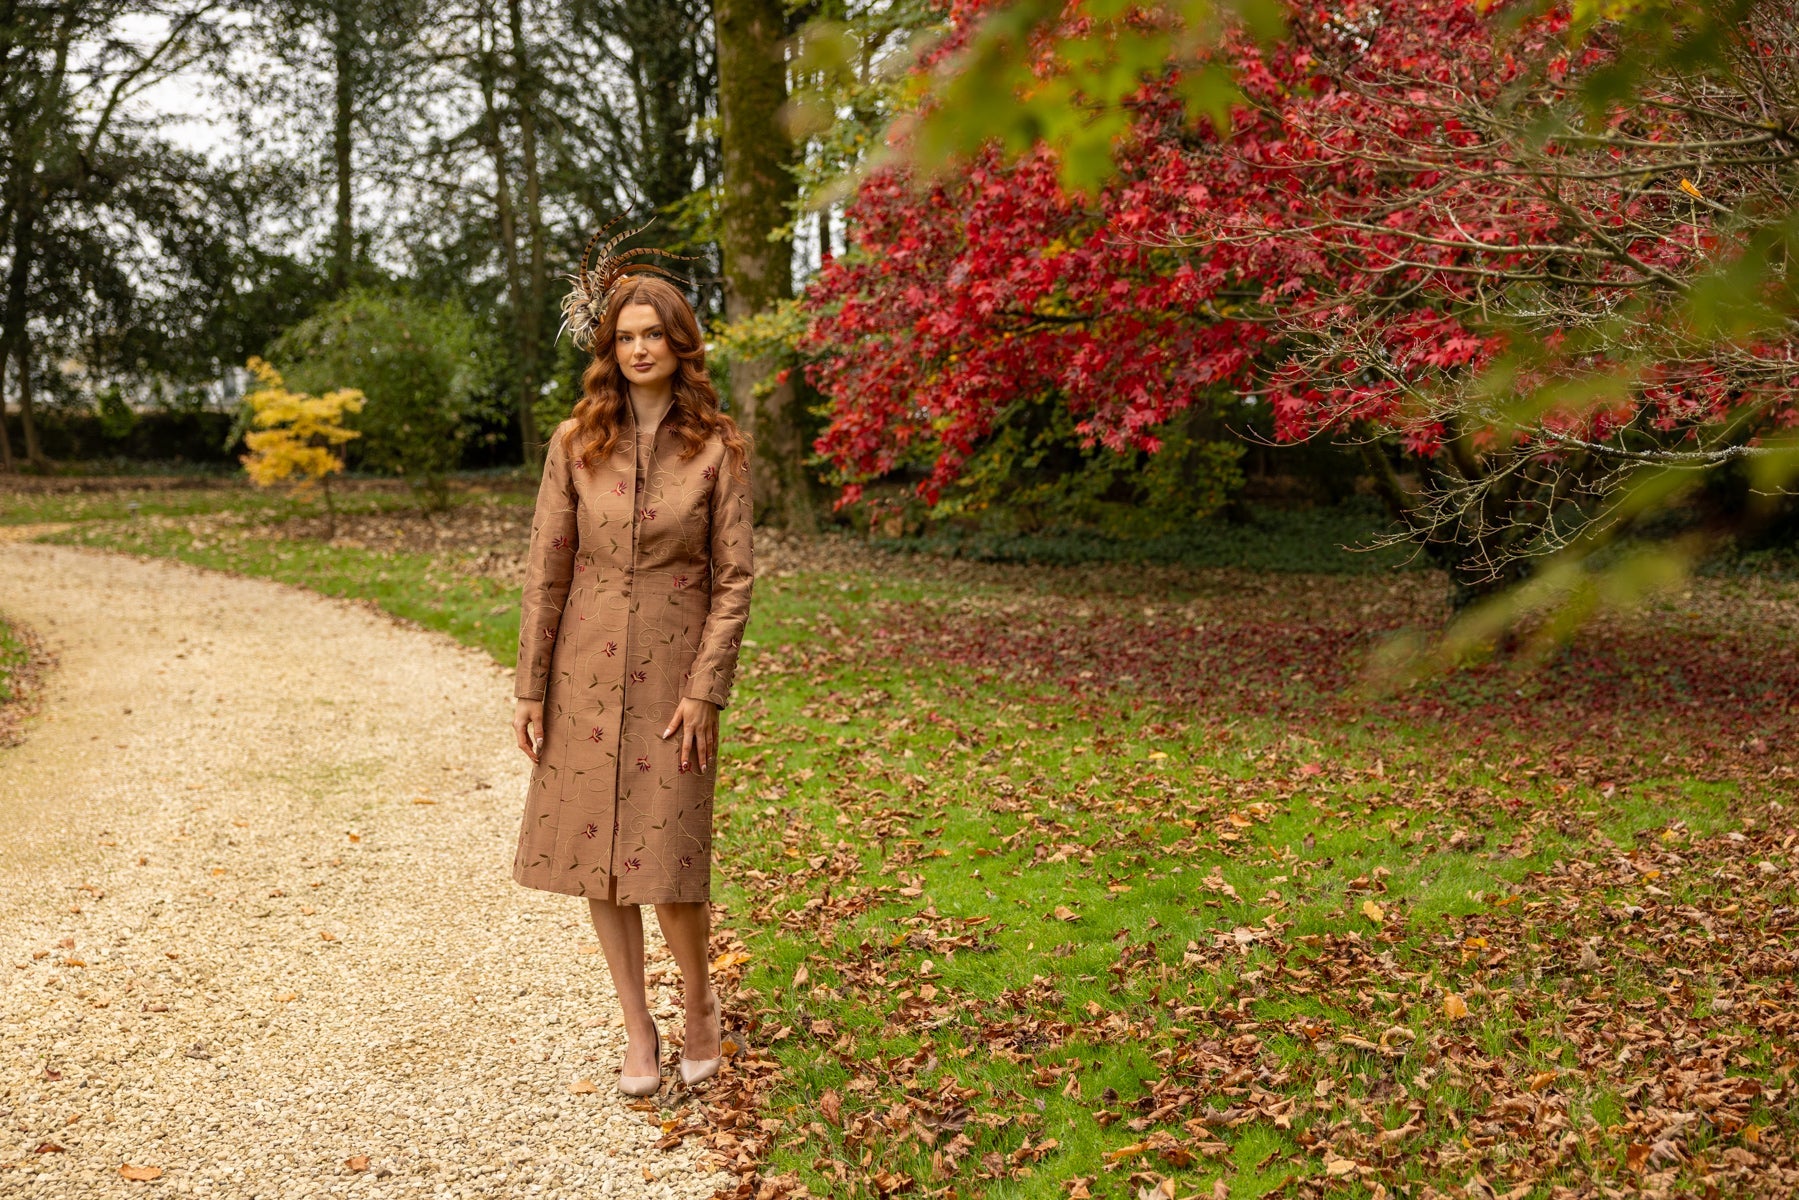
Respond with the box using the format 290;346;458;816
798;0;1799;601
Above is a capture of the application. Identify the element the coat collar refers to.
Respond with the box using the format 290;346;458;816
619;400;676;462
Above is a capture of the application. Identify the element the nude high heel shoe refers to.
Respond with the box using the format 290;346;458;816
679;993;723;1086
618;1022;662;1097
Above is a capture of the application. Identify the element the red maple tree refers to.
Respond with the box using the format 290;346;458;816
802;0;1799;591
801;2;1270;508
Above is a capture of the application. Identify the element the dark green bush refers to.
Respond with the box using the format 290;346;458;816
268;288;500;509
873;499;1425;573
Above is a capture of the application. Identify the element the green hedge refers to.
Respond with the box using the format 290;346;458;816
875;500;1424;573
4;411;240;464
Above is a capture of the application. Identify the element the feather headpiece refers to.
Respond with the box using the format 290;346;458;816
558;209;701;353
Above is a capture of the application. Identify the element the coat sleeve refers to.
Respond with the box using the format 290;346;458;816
684;446;755;709
515;423;579;701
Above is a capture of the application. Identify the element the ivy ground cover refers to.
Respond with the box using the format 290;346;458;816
15;487;1798;1199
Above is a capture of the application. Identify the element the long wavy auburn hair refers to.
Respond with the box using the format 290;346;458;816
561;275;750;471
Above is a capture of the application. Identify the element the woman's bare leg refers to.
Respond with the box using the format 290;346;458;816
587;895;658;1077
655;900;719;1061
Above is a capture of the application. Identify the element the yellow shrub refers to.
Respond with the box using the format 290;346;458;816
239;356;364;492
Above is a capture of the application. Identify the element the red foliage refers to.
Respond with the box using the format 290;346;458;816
803;131;1265;505
804;0;1293;505
801;0;1792;508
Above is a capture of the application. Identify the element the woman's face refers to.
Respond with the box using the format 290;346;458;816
614;302;679;389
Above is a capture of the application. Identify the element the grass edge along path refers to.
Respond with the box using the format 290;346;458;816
24;520;1798;1200
0;613;53;748
39;517;520;664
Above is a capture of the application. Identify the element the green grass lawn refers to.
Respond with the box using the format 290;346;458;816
12;485;1795;1200
0;612;48;747
699;574;1792;1200
0;477;531;527
0;617;29;705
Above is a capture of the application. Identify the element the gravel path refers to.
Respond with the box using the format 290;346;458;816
0;541;734;1199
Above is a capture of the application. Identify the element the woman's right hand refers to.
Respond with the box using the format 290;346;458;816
514;699;545;763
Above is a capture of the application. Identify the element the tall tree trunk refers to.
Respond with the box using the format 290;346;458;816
713;0;811;529
0;0;64;472
12;337;41;468
0;73;11;478
0;354;13;473
331;0;356;292
507;0;548;465
1;204;45;471
477;13;538;463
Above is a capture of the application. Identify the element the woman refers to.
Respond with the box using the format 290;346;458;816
510;246;754;1097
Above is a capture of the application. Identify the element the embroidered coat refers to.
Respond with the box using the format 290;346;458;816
512;413;754;904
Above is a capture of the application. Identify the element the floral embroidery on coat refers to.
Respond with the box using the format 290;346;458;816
510;416;754;905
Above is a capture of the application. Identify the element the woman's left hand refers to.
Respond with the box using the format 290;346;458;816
663;697;720;774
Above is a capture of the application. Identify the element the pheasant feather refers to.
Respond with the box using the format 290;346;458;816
558;210;703;353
